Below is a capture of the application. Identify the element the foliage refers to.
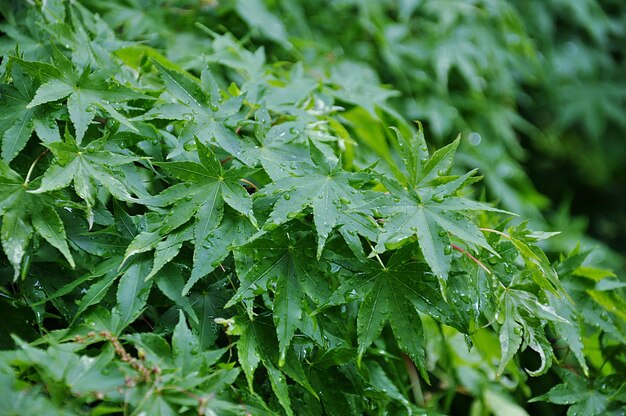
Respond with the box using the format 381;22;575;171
0;1;625;415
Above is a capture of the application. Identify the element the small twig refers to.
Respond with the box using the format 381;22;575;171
451;244;492;275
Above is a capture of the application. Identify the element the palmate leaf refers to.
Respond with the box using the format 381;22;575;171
530;369;626;415
256;140;374;257
228;230;320;366
0;65;59;163
230;315;317;414
15;46;145;144
30;133;140;227
143;61;249;163
0;161;74;278
370;126;504;290
496;284;568;376
136;139;256;285
329;248;462;379
242;114;310;181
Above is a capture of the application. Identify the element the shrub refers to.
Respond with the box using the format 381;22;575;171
0;1;624;414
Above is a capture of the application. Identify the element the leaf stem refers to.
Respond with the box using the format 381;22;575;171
24;149;49;186
239;178;258;191
451;244;492;275
479;227;511;239
367;240;386;269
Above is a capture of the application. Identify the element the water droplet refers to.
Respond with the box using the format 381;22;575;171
432;194;444;203
444;245;452;255
283;194;291;200
437;169;446;176
468;132;481;146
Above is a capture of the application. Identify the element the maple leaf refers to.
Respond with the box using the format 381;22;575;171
369;125;504;290
15;46;144;144
227;230;321;366
255;140;374;257
30;131;141;227
129;139;256;282
241;111;310;181
141;61;249;163
530;368;626;415
326;247;465;379
0;161;74;279
0;65;60;163
496;283;567;376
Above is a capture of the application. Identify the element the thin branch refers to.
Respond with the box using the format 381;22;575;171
451;244;492;275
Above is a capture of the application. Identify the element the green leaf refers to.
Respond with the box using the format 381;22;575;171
257;140;372;257
30;203;74;268
148;62;248;163
0;186;32;279
21;53;145;144
154;266;198;324
229;232;316;364
331;250;439;376
266;361;293;416
186;209;255;295
145;225;192;280
530;370;615;415
497;287;564;376
172;310;198;376
497;293;523;376
115;254;153;330
0;66;53;162
74;269;120;319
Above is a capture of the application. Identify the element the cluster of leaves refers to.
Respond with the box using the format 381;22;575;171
208;0;626;268
0;1;625;415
